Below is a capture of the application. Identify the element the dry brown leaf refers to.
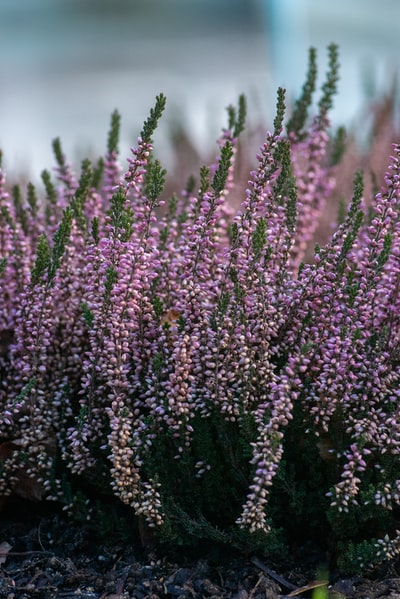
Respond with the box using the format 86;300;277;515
161;309;181;327
0;541;12;565
0;435;57;502
0;440;19;461
316;435;337;462
13;471;46;501
288;580;329;597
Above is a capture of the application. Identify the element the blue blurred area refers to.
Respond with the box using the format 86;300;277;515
263;0;400;123
0;0;269;177
0;0;399;177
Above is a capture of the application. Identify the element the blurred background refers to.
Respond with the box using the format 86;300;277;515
0;0;399;179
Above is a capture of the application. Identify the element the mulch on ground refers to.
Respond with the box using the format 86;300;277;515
1;500;400;599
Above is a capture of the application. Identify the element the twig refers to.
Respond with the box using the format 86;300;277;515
251;557;298;592
249;573;264;599
37;519;47;552
0;550;54;557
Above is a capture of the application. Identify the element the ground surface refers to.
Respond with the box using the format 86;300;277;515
1;502;400;599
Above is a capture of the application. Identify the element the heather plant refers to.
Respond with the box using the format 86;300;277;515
1;44;400;574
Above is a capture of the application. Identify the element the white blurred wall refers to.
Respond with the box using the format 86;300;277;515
0;0;268;178
264;0;400;123
0;0;399;179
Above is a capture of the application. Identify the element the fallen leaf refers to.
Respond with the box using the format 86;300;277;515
13;471;46;501
288;580;329;597
0;541;12;565
0;440;19;461
0;435;57;502
161;309;181;328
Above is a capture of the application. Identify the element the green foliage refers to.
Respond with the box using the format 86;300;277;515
287;47;317;138
273;87;286;136
81;301;94;328
30;233;51;286
140;92;167;143
152;295;164;319
330;125;347;166
252;217;267;261
11;185;28;234
228;221;239;247
0;205;15;231
376;232;392;270
217;291;230;316
107;109;121;155
319;43;340;120
337;539;383;575
235;94;247;138
41;169;57;205
144;156;167;204
108;187;134;241
199;165;210;196
286;43;339;136
337;171;364;270
159;499;288;561
70;159;92;233
27;182;38;216
104;265;118;301
185;173;196;196
212;141;234;195
267;405;334;550
141;409;288;558
92;157;105;190
52;137;66;169
274;138;297;233
0;257;6;275
227;94;247;138
91;216;100;245
14;377;37;403
48;206;73;281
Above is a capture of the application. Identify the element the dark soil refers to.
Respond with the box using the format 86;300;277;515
1;500;400;599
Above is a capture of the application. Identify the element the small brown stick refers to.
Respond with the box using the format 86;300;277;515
0;550;54;557
248;572;264;599
37;519;47;552
251;556;298;592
